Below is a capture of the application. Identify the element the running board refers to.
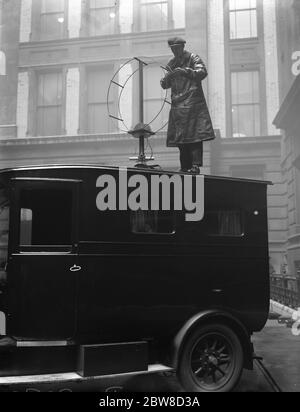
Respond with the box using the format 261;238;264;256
0;364;174;386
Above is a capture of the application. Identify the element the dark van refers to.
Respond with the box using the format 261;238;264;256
0;165;270;392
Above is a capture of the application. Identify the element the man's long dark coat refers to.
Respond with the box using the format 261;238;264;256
161;51;215;147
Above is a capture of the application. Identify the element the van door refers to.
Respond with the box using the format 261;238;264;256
7;178;80;340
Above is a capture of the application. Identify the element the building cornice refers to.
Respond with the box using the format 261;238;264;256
19;29;185;50
0;133;282;147
0;132;167;147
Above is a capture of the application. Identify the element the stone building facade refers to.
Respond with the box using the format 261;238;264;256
273;0;300;292
0;0;293;278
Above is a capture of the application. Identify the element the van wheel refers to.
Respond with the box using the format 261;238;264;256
178;324;244;392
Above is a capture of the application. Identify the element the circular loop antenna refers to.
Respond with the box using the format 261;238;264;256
107;57;169;134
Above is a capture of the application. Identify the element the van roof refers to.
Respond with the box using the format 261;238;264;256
0;164;272;185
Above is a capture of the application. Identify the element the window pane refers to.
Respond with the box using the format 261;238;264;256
20;209;33;246
89;9;116;36
230;0;257;11
88;103;111;133
37;106;62;136
42;0;64;13
144;66;169;131
88;68;111;103
41;13;65;40
37;72;63;136
89;0;116;36
232;104;260;137
131;211;175;234
140;1;168;31
91;0;115;8
231;71;260;137
38;72;62;106
87;67;116;133
41;0;65;40
229;0;257;40
230;10;257;39
232;71;259;105
173;0;185;28
19;189;73;246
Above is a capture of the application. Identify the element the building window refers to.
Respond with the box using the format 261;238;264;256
37;71;64;136
86;66;116;134
40;0;66;40
140;0;169;31
143;65;170;132
229;0;257;39
231;71;260;137
87;0;119;36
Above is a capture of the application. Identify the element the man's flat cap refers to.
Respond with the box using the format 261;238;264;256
168;37;186;47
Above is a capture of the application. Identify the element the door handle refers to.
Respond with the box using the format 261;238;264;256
70;265;82;272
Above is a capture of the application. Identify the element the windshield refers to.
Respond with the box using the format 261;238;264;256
0;187;9;272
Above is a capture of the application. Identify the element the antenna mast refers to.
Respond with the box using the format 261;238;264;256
128;57;155;168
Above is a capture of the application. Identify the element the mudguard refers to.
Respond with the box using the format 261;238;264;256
170;310;254;370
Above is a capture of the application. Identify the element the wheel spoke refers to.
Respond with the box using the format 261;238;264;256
218;345;226;354
215;366;226;377
219;358;230;366
195;366;204;376
211;340;218;351
212;370;217;383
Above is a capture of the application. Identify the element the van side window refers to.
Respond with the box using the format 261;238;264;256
0;191;9;269
207;210;244;237
19;188;73;246
20;209;33;245
131;210;175;235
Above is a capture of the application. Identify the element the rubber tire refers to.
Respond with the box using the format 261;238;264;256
177;323;244;393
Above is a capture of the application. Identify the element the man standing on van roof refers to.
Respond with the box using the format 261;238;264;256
161;37;215;174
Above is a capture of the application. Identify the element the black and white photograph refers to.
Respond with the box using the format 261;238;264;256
0;0;299;395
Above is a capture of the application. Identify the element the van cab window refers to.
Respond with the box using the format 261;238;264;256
19;188;73;247
131;210;175;235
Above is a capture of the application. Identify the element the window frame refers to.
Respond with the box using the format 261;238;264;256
31;0;69;42
132;60;170;131
130;210;177;236
229;0;258;41
224;0;267;137
133;0;174;32
79;63;119;135
81;0;120;37
10;178;81;254
28;68;67;137
230;69;261;138
206;210;245;239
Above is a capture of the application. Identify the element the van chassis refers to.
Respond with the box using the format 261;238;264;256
0;309;254;392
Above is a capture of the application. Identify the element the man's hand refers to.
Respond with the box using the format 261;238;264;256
173;68;187;76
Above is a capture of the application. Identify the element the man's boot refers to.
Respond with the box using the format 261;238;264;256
188;165;200;174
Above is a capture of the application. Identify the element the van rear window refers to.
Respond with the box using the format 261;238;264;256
207;211;244;237
131;210;175;235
